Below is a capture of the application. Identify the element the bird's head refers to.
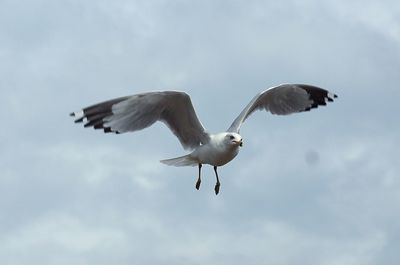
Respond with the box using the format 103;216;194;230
224;132;243;147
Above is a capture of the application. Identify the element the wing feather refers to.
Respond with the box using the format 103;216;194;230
71;91;209;150
227;84;337;133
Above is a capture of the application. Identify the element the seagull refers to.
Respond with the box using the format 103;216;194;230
70;84;337;195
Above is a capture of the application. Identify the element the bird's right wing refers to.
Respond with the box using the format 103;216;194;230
227;84;337;133
71;91;209;150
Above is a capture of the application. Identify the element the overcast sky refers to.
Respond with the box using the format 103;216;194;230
1;0;400;264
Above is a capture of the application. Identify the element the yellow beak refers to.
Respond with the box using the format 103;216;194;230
233;140;243;146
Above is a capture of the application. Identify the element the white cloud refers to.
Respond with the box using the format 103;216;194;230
0;213;129;265
326;0;400;43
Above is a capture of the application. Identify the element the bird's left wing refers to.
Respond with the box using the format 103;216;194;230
227;84;337;133
71;91;209;150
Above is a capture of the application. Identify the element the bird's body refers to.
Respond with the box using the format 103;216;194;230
163;132;242;167
71;84;337;194
193;132;242;167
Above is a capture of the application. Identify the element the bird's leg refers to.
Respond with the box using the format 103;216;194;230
195;163;202;190
214;166;220;195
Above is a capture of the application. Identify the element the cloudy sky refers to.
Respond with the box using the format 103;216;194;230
1;0;400;264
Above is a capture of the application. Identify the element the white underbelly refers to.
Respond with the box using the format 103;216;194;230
192;145;239;167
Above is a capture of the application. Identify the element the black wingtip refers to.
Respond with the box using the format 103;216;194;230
104;127;112;133
102;127;120;134
74;117;84;123
70;112;75;117
327;92;338;102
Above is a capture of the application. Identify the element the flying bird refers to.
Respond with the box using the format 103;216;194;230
70;84;337;195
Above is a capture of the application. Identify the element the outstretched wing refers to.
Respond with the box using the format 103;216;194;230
71;91;209;150
227;84;337;133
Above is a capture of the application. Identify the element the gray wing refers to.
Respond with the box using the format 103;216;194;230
227;84;338;133
71;91;209;150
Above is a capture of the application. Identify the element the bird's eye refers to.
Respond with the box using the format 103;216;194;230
229;135;235;140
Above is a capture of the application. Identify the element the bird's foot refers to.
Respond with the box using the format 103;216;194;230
195;179;201;190
214;182;220;195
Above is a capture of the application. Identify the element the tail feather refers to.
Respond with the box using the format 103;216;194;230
160;154;198;167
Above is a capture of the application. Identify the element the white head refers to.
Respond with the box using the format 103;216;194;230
224;132;243;147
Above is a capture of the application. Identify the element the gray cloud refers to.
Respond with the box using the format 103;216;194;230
1;0;400;264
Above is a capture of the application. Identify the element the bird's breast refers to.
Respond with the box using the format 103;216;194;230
192;144;239;167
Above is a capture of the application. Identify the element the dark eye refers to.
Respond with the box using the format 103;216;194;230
229;135;235;140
